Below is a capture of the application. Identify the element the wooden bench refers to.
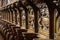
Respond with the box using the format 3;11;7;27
24;33;38;40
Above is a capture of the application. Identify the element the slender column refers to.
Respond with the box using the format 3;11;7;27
9;8;13;23
13;8;17;24
44;0;56;39
8;9;10;22
25;9;28;29
17;8;22;26
29;1;39;33
49;7;54;39
19;9;22;27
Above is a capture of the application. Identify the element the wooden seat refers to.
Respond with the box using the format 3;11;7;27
14;29;27;40
3;24;10;34
4;28;12;36
24;33;38;40
6;31;14;40
4;24;14;40
3;26;9;32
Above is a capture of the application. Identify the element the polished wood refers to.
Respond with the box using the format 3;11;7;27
44;0;56;39
0;0;59;40
24;33;38;40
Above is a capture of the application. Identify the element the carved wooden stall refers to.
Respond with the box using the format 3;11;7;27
0;0;60;40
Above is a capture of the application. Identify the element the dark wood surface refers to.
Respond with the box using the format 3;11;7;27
0;33;4;40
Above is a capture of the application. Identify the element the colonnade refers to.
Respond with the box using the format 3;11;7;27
0;0;60;40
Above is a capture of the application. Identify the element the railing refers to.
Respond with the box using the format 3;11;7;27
0;0;60;40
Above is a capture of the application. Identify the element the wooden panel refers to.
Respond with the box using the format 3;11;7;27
12;9;16;24
26;6;35;33
36;3;49;39
21;9;26;29
16;9;20;25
